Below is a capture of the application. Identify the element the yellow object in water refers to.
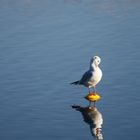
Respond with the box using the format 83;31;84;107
84;93;101;102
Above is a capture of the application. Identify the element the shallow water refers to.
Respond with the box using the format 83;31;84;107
0;0;140;140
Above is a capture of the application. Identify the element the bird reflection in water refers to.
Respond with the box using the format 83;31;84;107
72;105;103;140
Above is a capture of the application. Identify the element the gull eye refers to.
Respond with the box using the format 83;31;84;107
94;57;97;59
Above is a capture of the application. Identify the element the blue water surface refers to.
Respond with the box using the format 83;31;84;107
0;0;140;140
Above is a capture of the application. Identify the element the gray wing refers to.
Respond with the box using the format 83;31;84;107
79;70;92;85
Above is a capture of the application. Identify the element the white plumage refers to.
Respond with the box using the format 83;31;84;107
71;56;102;93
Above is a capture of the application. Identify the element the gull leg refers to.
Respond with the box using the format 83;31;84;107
93;86;96;93
89;101;91;107
88;87;91;94
93;101;96;107
89;101;96;108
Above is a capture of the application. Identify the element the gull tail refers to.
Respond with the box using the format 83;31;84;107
70;81;79;85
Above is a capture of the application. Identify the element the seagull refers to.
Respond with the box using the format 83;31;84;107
71;56;102;94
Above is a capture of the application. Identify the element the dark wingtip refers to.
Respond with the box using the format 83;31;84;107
70;81;79;85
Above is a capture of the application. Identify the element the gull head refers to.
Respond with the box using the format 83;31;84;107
90;56;101;67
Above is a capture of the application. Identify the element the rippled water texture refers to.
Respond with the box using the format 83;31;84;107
0;0;140;140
